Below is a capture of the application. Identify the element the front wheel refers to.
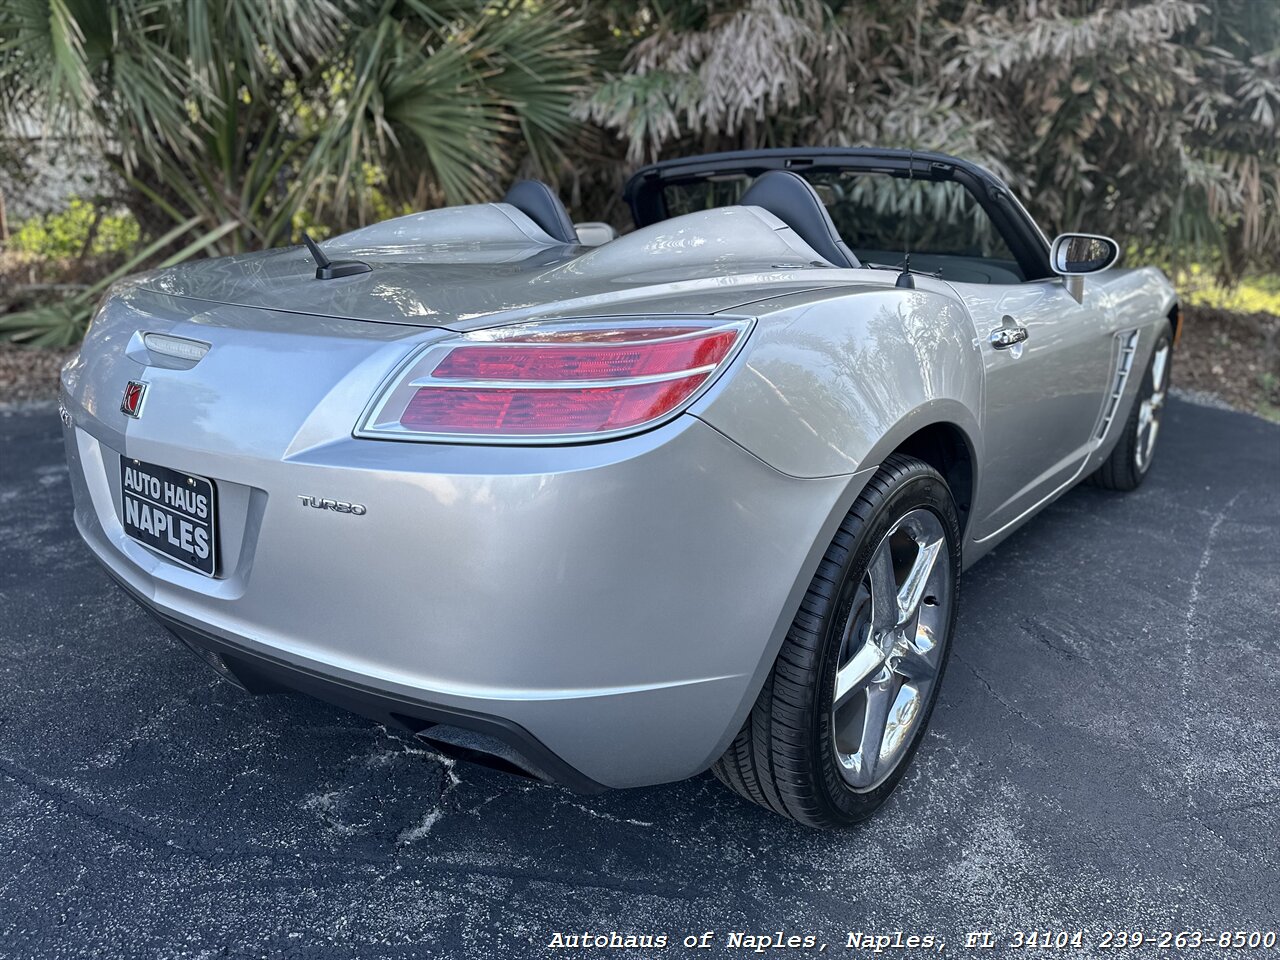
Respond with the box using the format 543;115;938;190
1090;326;1172;491
712;454;961;828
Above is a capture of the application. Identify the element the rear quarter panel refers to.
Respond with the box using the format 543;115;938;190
693;278;985;484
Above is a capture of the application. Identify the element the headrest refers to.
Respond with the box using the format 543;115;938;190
739;170;860;268
502;180;578;245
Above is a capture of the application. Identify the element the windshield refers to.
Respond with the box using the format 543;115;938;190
661;169;1023;283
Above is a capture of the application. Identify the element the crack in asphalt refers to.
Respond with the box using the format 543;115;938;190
1016;617;1093;661
1;753;704;904
951;652;1043;728
1180;489;1243;815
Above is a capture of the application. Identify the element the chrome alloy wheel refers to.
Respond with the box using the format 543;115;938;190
1135;341;1170;474
831;508;952;791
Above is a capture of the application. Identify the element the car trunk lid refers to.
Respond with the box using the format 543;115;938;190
133;206;851;332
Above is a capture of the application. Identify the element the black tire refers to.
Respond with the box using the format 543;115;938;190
1090;325;1173;492
712;454;961;828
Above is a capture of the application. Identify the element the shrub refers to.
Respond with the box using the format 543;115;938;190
10;198;140;260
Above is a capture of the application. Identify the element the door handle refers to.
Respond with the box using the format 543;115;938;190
990;316;1029;350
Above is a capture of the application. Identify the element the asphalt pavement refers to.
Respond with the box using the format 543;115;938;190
1;397;1277;959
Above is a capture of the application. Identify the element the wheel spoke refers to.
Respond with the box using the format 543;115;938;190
1136;342;1170;475
866;540;898;631
892;643;936;684
1144;418;1160;461
851;680;895;787
1136;391;1163;473
834;641;884;712
1150;345;1169;394
879;683;923;770
896;536;943;626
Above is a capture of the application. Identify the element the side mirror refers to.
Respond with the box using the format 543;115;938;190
574;222;617;247
1049;233;1120;275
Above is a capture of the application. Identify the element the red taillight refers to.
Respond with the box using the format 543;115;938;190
400;376;708;435
430;329;738;382
358;319;750;442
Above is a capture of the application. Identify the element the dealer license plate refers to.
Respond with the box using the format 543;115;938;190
119;458;217;576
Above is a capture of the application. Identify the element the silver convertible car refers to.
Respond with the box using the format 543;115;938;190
61;148;1178;827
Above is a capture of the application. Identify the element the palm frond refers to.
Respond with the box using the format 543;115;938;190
0;217;238;345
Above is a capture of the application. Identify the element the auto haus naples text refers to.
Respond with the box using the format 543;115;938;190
121;464;211;560
546;931;944;951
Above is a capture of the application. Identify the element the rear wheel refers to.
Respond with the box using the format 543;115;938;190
1091;326;1172;491
712;454;961;828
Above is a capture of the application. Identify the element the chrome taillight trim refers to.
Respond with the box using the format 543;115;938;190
406;365;720;391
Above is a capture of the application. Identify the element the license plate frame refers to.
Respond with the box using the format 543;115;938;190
119;457;218;577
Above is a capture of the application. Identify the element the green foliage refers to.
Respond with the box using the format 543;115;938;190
291;164;411;241
579;0;1280;283
0;0;594;342
10;197;140;259
2;0;1278;348
0;217;239;347
1182;270;1280;316
0;0;595;255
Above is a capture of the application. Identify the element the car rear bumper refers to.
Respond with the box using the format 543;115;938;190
110;569;608;792
63;396;860;789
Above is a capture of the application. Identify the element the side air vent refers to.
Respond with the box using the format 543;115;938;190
1096;330;1140;440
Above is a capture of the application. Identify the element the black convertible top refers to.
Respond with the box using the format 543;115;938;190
623;147;1054;280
